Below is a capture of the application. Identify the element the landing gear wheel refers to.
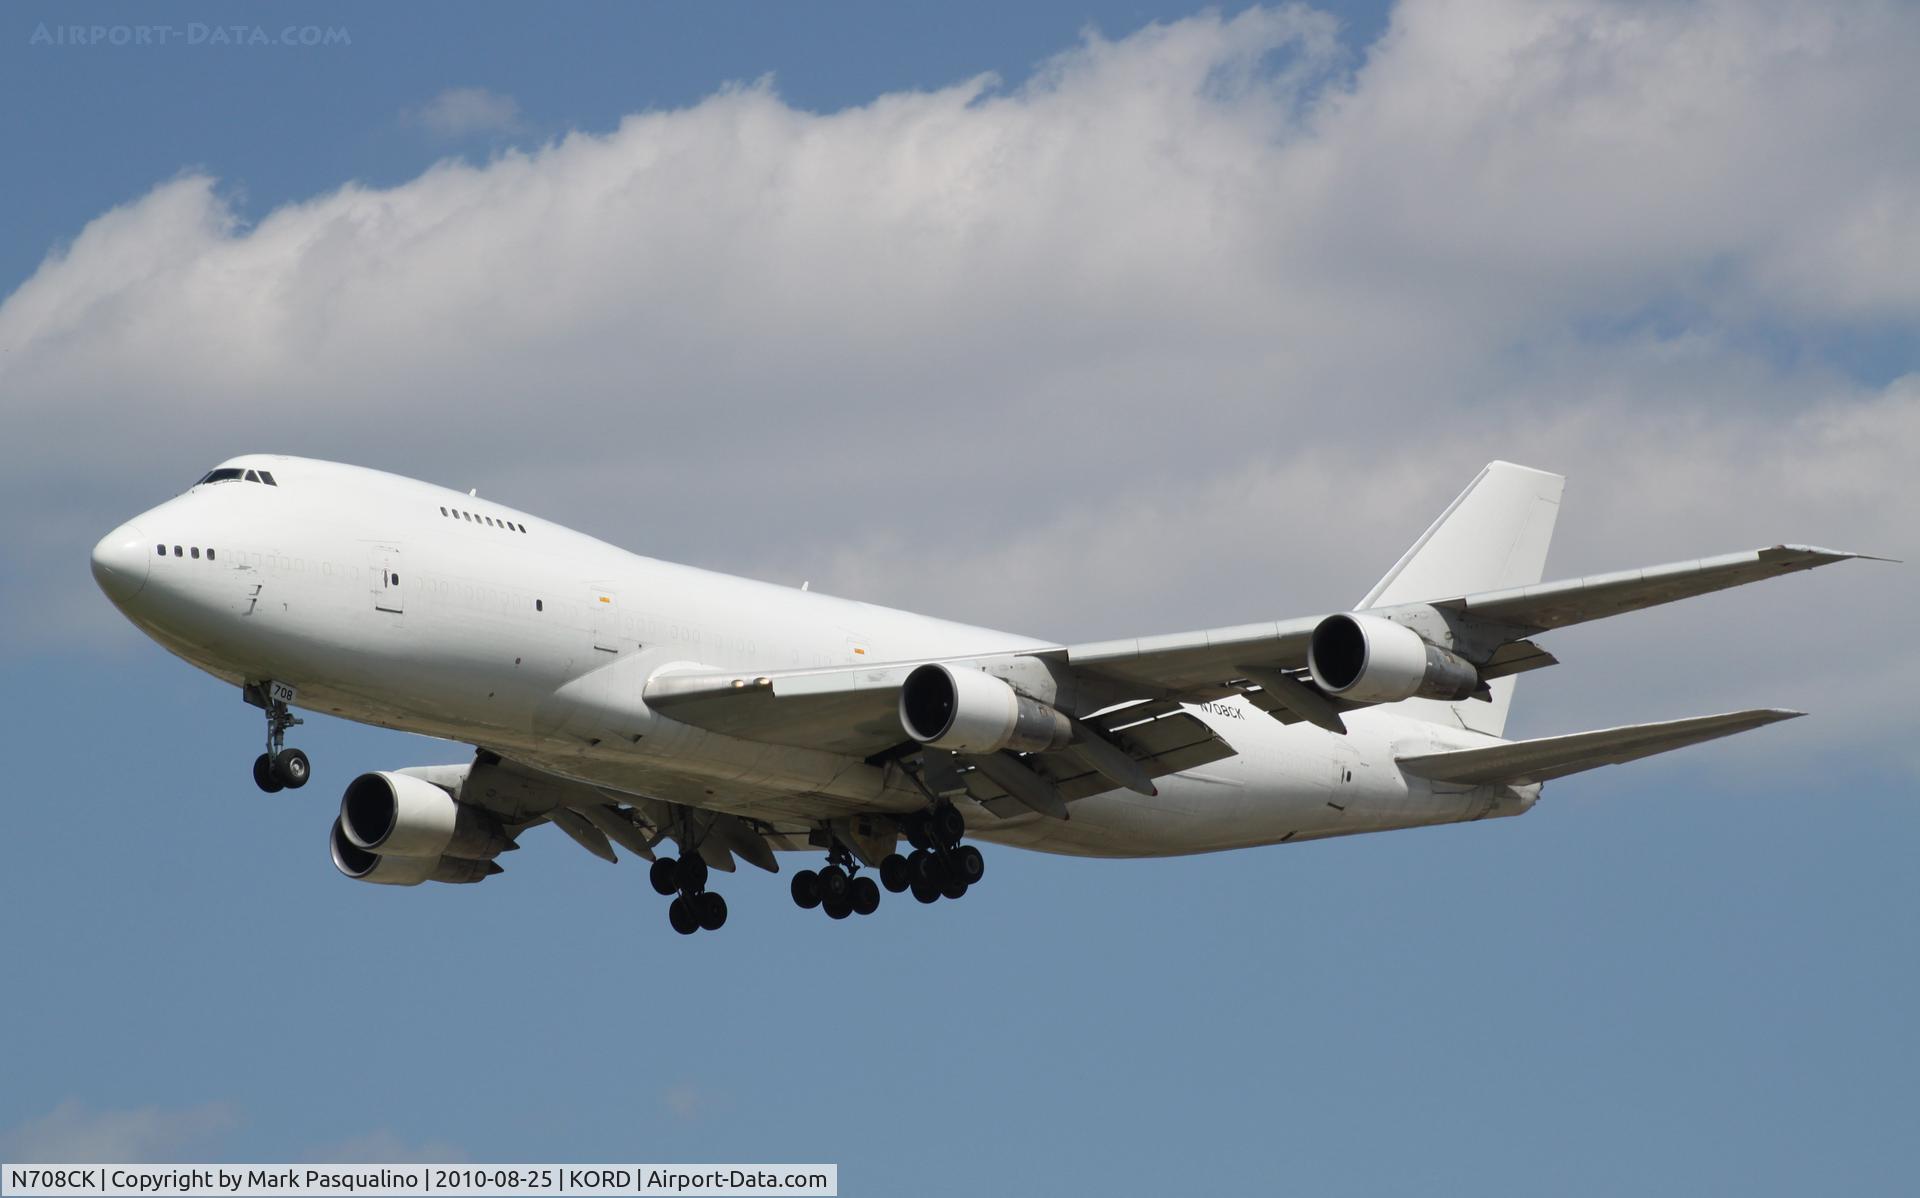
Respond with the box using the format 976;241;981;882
904;818;932;852
817;865;850;904
931;803;965;846
696;892;728;931
791;869;822;909
850;875;881;916
879;854;911;893
271;747;310;789
253;753;283;794
677;853;709;894
909;849;944;888
667;896;699;935
649;858;681;897
823;895;853;920
942;874;970;901
952;844;985;886
911;877;941;904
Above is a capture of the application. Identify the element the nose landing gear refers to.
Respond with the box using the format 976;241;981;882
244;682;310;792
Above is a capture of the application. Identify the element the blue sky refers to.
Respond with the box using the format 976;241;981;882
2;2;1916;1194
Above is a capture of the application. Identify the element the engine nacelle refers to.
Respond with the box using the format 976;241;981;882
338;770;510;860
1307;613;1480;704
899;663;1073;755
329;819;495;886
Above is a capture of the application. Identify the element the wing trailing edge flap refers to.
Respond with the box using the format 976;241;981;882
961;709;1234;819
1394;709;1803;787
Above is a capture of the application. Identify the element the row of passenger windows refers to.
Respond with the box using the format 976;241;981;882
440;505;527;533
158;544;216;560
194;468;277;487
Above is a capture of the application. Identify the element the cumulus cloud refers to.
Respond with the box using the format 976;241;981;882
0;1100;237;1162
408;86;523;139
3;1;1915;766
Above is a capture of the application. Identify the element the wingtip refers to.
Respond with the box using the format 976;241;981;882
1773;544;1900;564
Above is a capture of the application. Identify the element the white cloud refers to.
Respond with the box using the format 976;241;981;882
409;86;523;139
0;1100;237;1162
3;1;1916;768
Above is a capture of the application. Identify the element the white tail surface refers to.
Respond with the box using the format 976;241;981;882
1361;461;1564;737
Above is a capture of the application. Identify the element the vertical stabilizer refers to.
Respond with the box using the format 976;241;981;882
1360;461;1563;737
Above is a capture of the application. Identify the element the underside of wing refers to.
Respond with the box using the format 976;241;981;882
452;752;812;874
1435;545;1870;635
948;707;1236;820
1394;709;1803;786
643;658;1042;757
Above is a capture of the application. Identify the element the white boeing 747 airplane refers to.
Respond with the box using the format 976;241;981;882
89;457;1870;934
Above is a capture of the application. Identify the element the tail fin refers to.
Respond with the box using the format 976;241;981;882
1361;461;1564;737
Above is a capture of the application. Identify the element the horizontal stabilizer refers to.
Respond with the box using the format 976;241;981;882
1396;709;1803;786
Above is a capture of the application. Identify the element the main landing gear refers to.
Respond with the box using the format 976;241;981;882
244;682;310;793
888;801;984;905
789;840;882;921
649;852;728;936
790;802;986;920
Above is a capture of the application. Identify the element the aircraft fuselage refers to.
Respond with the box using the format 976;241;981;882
90;456;1531;859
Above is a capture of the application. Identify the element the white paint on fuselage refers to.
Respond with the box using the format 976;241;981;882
93;455;1535;858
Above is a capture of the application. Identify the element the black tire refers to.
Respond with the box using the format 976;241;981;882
823;895;853;920
904;817;932;852
697;892;728;931
667;896;699;935
932;803;965;846
790;869;822;909
677;853;709;893
272;748;310;789
910;849;944;887
253;753;283;794
878;854;911;893
817;865;850;904
850;875;880;916
953;844;985;886
942;874;970;901
911;877;941;904
649;857;680;897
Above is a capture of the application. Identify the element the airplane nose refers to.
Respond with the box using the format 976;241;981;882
91;521;151;603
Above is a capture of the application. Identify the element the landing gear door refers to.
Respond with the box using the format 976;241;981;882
369;547;403;613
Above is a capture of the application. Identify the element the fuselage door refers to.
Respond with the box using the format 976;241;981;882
369;547;403;613
590;587;618;652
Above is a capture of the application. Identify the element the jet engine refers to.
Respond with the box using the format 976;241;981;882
899;663;1074;755
329;819;497;885
330;770;512;886
1307;613;1480;704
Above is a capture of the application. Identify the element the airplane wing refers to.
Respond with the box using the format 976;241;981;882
644;545;1868;755
435;752;810;875
1063;545;1866;693
1393;709;1803;786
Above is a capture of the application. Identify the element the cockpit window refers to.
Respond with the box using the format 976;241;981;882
193;467;280;488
